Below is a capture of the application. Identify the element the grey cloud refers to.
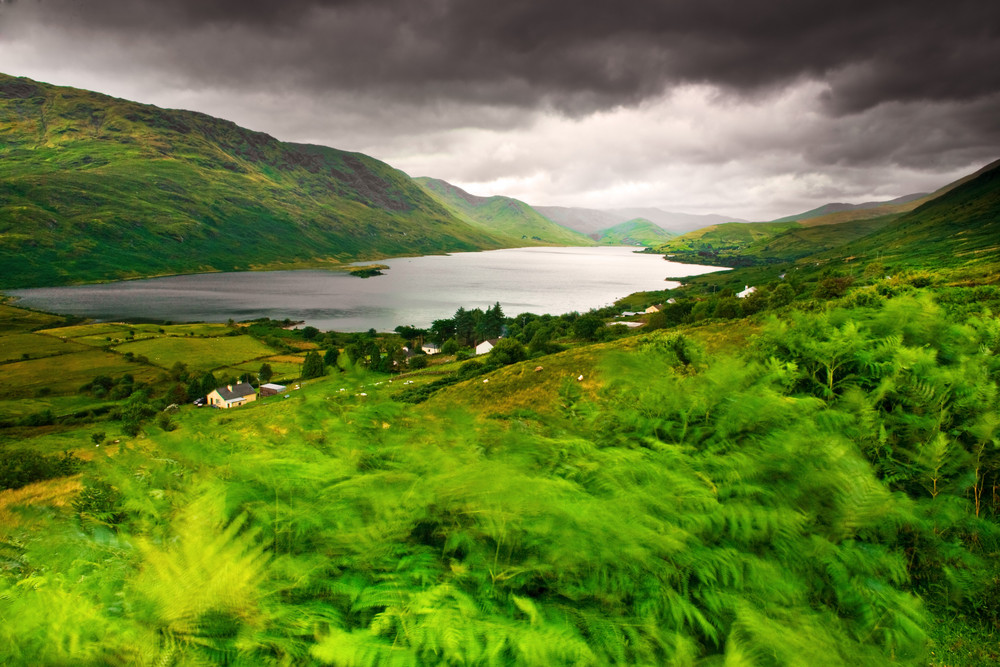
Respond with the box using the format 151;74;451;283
8;0;1000;114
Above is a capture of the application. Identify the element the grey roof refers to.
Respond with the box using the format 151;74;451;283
215;382;256;400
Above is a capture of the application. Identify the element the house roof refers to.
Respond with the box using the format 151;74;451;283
477;338;500;347
214;382;256;400
261;383;286;391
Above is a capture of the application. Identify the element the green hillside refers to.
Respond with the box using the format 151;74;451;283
415;177;594;246
772;193;928;224
591;217;675;246
651;220;800;265
817;159;1000;269
731;213;900;263
3;279;1000;664
648;160;1000;269
0;74;513;288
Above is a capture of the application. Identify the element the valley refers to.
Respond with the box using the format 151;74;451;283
1;74;999;667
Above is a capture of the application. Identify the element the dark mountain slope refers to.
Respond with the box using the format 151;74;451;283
823;158;1000;268
0;74;508;288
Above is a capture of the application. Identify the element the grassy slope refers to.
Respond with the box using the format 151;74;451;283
651;221;801;265
813;160;1000;269
415;177;594;246
735;213;901;263
650;160;1000;269
591;218;675;246
0;74;513;289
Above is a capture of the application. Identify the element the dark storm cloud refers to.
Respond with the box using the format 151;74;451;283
9;0;1000;114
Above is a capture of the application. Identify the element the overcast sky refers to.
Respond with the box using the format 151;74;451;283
2;0;998;220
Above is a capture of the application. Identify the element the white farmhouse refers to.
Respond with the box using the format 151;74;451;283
475;339;500;355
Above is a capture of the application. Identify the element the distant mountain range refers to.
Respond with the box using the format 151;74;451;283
414;177;593;246
771;193;929;223
534;205;743;236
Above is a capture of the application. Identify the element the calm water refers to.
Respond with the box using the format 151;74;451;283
8;247;723;331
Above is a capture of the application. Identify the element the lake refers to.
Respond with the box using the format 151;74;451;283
7;247;723;331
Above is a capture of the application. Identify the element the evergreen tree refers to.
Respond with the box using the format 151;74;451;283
200;371;218;397
258;362;274;383
454;307;475;346
301;351;325;379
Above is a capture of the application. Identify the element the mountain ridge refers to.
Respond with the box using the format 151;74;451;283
0;73;514;288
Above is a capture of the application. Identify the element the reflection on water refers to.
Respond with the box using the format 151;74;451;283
8;247;723;331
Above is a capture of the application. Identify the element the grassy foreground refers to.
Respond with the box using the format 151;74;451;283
1;280;999;665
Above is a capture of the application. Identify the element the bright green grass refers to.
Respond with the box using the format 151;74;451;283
71;332;157;347
114;335;277;371
0;333;90;362
37;323;132;339
0;395;115;422
0;350;161;399
158;323;232;336
0;423;114;454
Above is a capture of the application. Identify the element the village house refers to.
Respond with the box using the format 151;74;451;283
421;342;441;355
645;304;664;313
207;382;257;409
737;285;757;299
475;339;500;355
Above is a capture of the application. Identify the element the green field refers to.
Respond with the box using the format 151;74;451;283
114;334;278;371
0;303;63;333
37;322;137;339
0;395;115;424
0;349;161;399
0;333;90;362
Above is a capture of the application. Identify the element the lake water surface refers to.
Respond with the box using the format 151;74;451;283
8;247;723;331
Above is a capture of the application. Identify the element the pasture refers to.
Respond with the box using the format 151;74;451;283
114;334;278;371
0;333;90;363
0;350;162;399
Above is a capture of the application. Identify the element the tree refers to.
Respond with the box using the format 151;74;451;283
487;338;527;366
187;378;204;400
454;307;476;347
301;326;320;340
302;351;325;379
572;314;604;341
167;383;188;405
769;283;795;308
169;361;189;382
479;302;506;340
430;318;456;344
200;372;219;397
121;390;152;437
258;363;274;383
